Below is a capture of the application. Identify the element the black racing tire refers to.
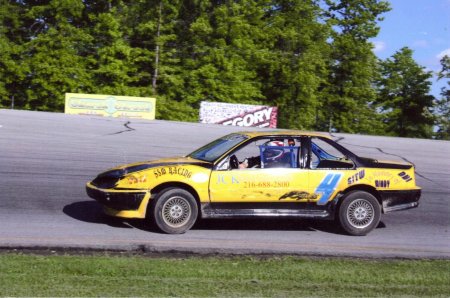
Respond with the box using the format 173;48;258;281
150;188;198;234
338;191;381;236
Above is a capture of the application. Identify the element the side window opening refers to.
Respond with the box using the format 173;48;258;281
311;137;354;169
223;138;301;170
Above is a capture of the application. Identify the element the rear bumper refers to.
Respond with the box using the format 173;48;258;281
379;189;421;213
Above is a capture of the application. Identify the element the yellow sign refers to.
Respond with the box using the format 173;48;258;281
65;93;156;120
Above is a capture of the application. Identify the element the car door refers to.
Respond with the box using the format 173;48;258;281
208;137;312;207
209;167;310;203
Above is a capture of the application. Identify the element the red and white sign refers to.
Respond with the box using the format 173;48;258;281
200;102;278;128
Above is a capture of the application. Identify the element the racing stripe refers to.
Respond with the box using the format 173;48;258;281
315;173;343;205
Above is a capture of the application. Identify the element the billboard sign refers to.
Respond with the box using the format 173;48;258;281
199;101;277;128
65;93;156;120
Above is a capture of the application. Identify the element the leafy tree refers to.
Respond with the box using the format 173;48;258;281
19;0;93;111
87;2;144;96
376;47;435;138
434;55;450;140
320;0;390;134
2;0;441;140
257;0;330;129
0;0;28;108
175;1;265;115
126;0;198;121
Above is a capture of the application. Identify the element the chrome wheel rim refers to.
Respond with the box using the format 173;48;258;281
347;199;374;229
162;196;191;228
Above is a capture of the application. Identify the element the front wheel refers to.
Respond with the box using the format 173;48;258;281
150;188;198;234
338;191;381;236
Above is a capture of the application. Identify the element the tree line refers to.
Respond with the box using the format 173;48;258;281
1;0;448;139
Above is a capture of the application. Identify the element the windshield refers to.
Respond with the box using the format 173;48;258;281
188;134;248;162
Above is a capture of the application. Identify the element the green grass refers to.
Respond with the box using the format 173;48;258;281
0;253;449;297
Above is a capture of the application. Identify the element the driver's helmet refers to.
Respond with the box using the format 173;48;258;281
263;141;284;162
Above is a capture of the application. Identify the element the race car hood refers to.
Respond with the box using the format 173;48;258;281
95;156;212;180
357;157;413;170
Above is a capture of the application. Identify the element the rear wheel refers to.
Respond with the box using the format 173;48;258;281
338;191;381;236
150;188;198;234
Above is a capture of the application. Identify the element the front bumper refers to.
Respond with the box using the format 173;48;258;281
379;189;421;213
86;183;150;218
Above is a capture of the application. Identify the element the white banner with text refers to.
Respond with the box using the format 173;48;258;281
199;102;278;128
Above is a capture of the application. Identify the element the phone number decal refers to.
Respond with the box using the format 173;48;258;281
244;181;290;188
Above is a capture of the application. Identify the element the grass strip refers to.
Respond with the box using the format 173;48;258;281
0;253;448;297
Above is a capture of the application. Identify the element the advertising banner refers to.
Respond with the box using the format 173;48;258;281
199;101;278;128
65;93;156;120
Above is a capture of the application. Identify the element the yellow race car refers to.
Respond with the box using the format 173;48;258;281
86;131;421;236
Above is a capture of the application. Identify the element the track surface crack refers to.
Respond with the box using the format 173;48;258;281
109;121;135;135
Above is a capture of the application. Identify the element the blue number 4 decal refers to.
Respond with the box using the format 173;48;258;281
315;173;342;205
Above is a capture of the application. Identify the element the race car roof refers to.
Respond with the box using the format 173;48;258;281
237;130;332;139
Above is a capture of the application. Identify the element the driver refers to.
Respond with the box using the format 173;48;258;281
239;140;285;168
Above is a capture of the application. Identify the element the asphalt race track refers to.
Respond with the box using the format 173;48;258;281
0;109;449;258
